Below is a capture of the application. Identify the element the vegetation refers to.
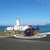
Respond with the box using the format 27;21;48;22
0;29;38;37
14;30;23;34
0;30;24;37
0;31;13;37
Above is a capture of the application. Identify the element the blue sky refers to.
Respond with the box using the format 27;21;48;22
0;0;50;25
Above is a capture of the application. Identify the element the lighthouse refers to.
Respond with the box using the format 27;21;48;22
16;18;20;26
7;17;29;31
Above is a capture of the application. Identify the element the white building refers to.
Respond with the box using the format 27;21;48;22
7;18;29;31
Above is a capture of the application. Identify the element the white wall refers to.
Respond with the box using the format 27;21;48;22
7;26;29;31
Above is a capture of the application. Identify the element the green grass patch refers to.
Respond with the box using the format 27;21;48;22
0;32;13;37
14;30;23;34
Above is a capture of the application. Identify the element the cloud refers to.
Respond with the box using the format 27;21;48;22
41;0;47;3
44;0;50;5
36;0;50;9
36;0;41;2
36;0;50;5
47;6;50;9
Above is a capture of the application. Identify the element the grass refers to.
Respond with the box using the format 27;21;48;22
0;30;24;37
14;30;23;34
0;32;13;37
0;30;38;37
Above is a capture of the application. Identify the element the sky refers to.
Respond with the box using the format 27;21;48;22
0;0;50;26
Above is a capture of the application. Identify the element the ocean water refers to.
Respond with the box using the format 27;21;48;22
33;25;50;33
0;26;9;31
0;25;50;33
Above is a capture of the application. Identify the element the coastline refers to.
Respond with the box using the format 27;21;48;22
0;25;50;33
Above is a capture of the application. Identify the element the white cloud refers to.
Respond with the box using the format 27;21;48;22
47;6;50;9
36;0;50;5
36;0;50;9
44;0;50;5
41;0;47;3
36;0;41;2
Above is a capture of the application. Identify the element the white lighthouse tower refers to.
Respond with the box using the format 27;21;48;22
7;17;29;31
16;18;20;26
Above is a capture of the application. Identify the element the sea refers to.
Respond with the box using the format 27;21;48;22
0;25;50;33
